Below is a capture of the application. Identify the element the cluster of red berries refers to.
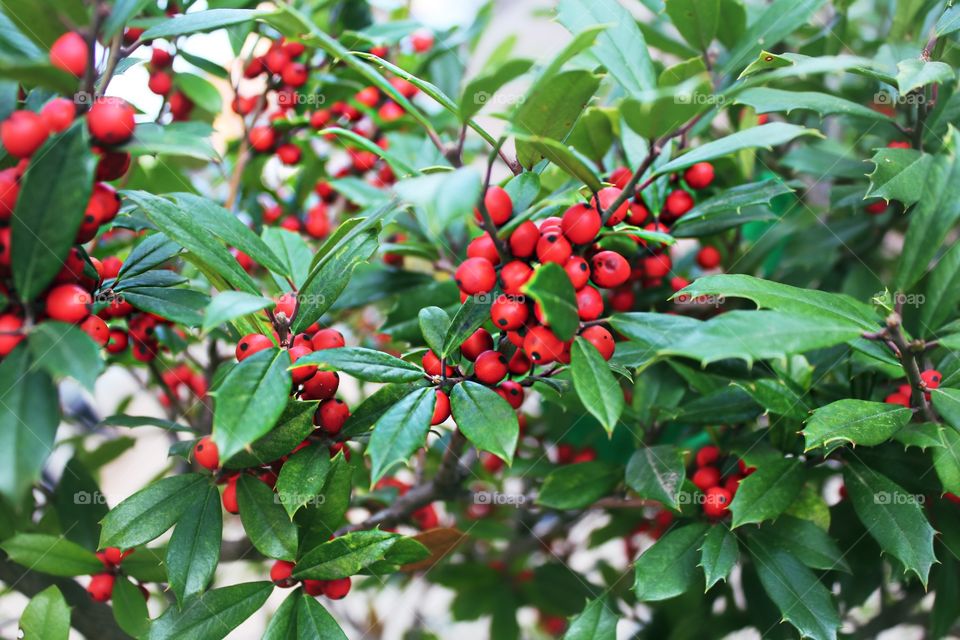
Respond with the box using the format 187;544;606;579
690;445;754;519
884;369;941;407
87;547;146;603
269;559;352;599
145;45;194;121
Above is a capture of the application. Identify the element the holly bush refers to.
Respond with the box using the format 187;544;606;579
0;0;958;638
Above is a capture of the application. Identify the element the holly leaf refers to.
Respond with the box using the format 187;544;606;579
803;399;912;453
450;382;519;464
293;347;423;383
729;457;804;527
237;475;298;561
634;523;708;601
367;387;436;484
99;473;209;549
699;524;738;590
522;262;579;341
145;581;273;640
625;445;685;509
166;484;222;604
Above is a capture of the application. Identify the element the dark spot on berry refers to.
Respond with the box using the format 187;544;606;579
240;343;249;351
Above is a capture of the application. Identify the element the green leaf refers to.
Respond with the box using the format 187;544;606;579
734;379;809;420
609;312;702;351
418;307;451;356
394;168;481;245
441;294;492;359
100;474;209;549
934;427;960;494
123;122;219;161
103;0;152;38
922;241;960;331
142;9;265;39
262;590;299;640
568;107;614;163
625;445;685;509
0;347;58;502
27;321;104;392
653;124;821;177
293;347;423;383
721;0;827;74
729;456;804;527
665;0;719;50
296;593;348;639
865;147;931;206
171;193;286;276
146;581;273;640
512;133;603;192
932;388;960;432
1;534;102;577
367;387;436;484
459;58;533;121
121;286;210;327
670;179;790;238
634;523;708;601
803;400;911;453
293;530;399;580
562;597;618;640
734;87;890;121
11;123;95;300
341;382;428;437
125;190;258;295
674;274;879;330
20;585;70;640
212;348;292;461
659;310;863;367
896;150;960;291
296;451;353;535
174;73;222;113
936;3;960;36
755;515;850;572
450;382;519;464
262;228;312;289
223;400;316;469
166;484;221;604
556;0;656;94
699;525;738;590
843;461;936;586
570;337;624;434
237;474;298;560
276;443;331;518
522;262;579;341
747;535;840;640
537;461;621;509
117;234;182;280
896;58;954;95
112;576;149;638
203;291;273;333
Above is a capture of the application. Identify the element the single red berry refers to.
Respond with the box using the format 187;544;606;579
88;182;121;223
324;576;352;599
315;399;350;435
303;579;327;597
301;370;339;401
75;208;102;243
455;257;496;295
597;187;629;226
921;369;942;390
499;261;533;295
1;110;49;158
508;350;531;375
277;143;301;165
467;233;502;265
696;445;720;468
609;285;634;311
40;98;76;133
312;328;345;351
95;149;132;181
460;328;493;361
561;203;601;245
703;486;732;518
378;101;404;122
697;246;721;270
46;284;92;323
491;296;529;330
497;380;524;409
102;547;125;566
290;345;317;385
664;190;694;219
355;86;380;108
0;167;19;219
536;231;572;265
576;286;604;321
692;466;721;491
151;47;173;68
581;325;615;360
148;70;173;95
474;350;508;385
523;325;565;364
591;251;630;288
683;162;715;190
410;29;434;52
270;560;297;587
0;314;25;356
50;32;88;76
87;573;115;602
88;98;136;145
236;334;274;361
431;390;451;425
282;62;308;87
642;254;672;279
509;220;539;258
887;141;911;149
105;329;129;354
422;350;455;377
80;315;109;346
474;186;513;226
564;256;591;290
609;167;631;189
627;201;649;225
193;436;220;470
249;125;276;152
264;47;291;74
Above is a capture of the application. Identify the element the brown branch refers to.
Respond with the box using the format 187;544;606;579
886;312;937;422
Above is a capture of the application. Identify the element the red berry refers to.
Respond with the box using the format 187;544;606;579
497;380;524;409
270;560;297;587
378;101;404;121
695;445;720;468
315;399;350;435
536;231;572;264
561;203;601;245
264;47;291;74
581;325;615;360
80;315;109;346
922;369;942;390
697;246;721;270
499;261;533;295
664;190;694;219
564;256;591;290
422;350;454;377
87;573;115;602
289;345;317;385
1;111;49;158
523;325;565;364
75;208;102;243
576;286;604;321
88;98;136;145
303;579;326;597
460;328;493;361
236;334;274;361
312;328;345;351
249;126;276;152
221;476;239;514
627;201;649;225
46;284;92;323
95;149;131;180
355;86;380;108
148;70;173;95
193;436;219;470
590;251;630;288
509;220;539;258
276;143;301;165
151;47;173;68
431;390;451;425
703;486;732;518
50;32;88;77
467;234;502;265
301;370;339;401
324;576;352;599
683;162;715;190
508;350;531;375
474;186;513;226
102;547;125;566
455;257;496;295
40;98;76;133
282;62;308;87
88;182;121;223
410;29;434;52
692;466;721;491
642;254;672;279
105;329;129;354
597;187;629;226
474;350;508;385
0;314;25;356
0;167;19;219
491;296;529;331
